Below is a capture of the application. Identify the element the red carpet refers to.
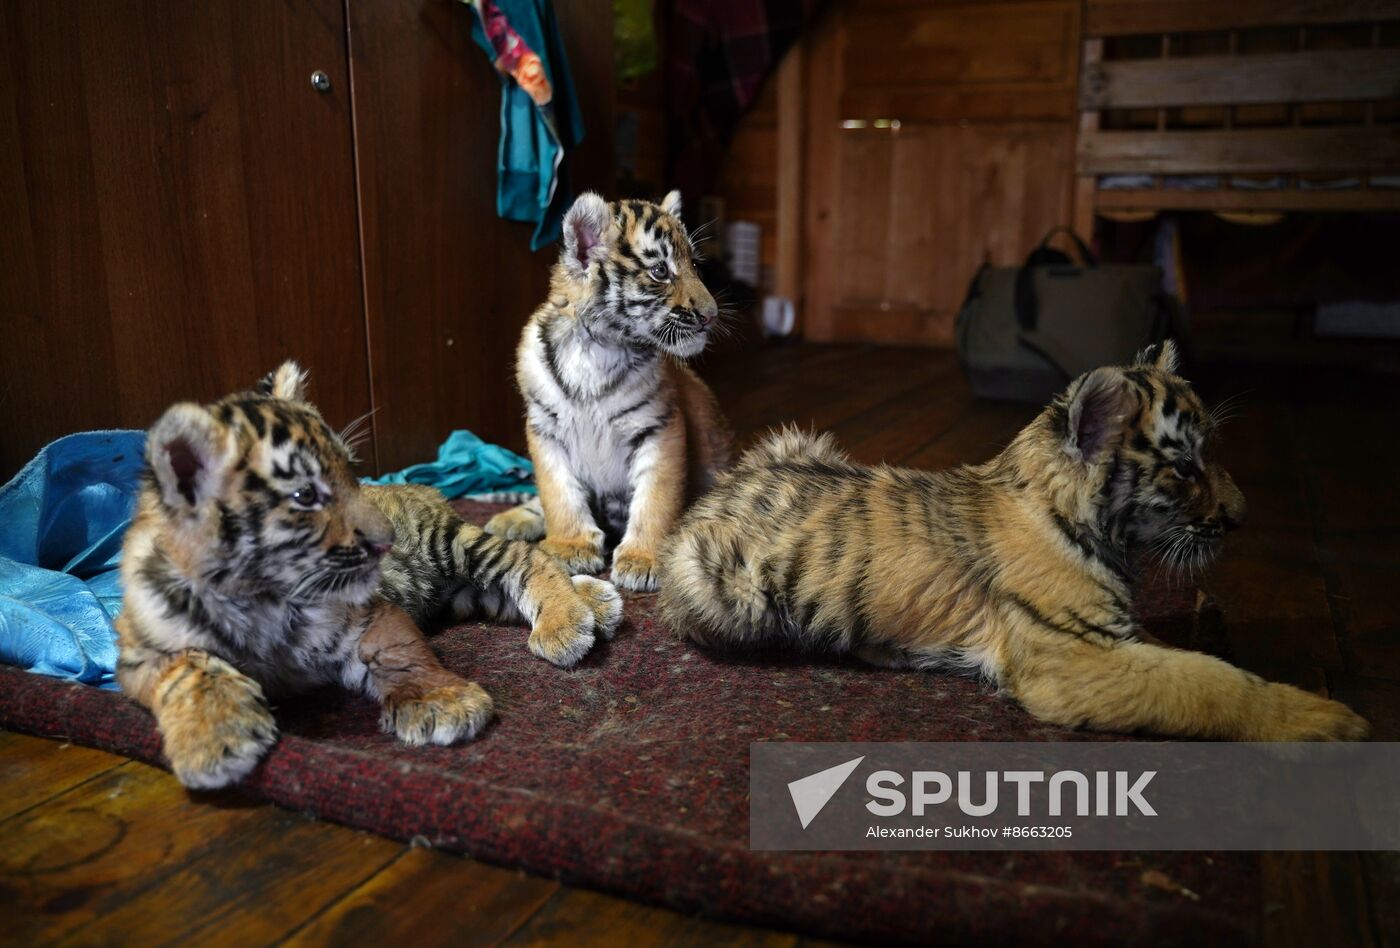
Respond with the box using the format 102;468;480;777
0;502;1257;945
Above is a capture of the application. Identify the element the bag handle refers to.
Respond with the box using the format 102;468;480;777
1014;226;1096;330
1030;226;1097;269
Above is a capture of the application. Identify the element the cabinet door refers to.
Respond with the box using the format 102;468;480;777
0;0;371;478
347;0;614;472
803;0;1081;347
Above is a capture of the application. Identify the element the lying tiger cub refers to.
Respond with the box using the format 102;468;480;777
659;342;1368;741
117;362;621;788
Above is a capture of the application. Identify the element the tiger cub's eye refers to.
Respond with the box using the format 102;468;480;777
1172;458;1198;481
649;263;670;282
291;485;320;508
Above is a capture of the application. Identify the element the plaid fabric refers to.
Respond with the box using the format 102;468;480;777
667;0;821;203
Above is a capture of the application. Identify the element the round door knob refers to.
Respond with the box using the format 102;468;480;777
310;71;331;93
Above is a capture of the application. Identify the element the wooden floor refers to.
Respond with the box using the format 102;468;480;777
4;338;1399;946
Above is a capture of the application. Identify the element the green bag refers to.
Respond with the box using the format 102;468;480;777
956;227;1170;402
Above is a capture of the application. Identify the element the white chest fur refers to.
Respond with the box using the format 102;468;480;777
518;319;673;499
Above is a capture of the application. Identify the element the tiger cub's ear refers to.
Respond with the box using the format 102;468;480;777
148;403;236;511
257;360;308;402
1134;339;1180;375
660;189;682;219
562;191;613;277
1063;367;1132;462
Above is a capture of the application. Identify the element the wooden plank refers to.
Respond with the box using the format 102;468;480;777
0;732;126;822
0;759;389;944
1082;49;1400;110
841;88;1076;123
1074;39;1105;243
1094;187;1400;212
774;41;805;324
1086;0;1400;37
1078;127;1400;175
286;848;559;948
843;1;1078;89
502;885;803;948
801;8;846;343
1261;852;1376;948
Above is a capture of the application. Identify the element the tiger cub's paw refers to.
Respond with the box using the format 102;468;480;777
571;575;624;639
528;595;597;667
1254;683;1370;741
156;653;278;790
540;535;606;575
484;505;545;541
381;681;494;746
610;545;659;593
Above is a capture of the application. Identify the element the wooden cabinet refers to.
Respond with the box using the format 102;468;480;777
802;0;1082;347
0;0;612;479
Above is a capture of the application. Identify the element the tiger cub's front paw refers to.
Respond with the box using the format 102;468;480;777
484;505;545;541
610;545;659;592
381;681;494;746
571;575;624;639
540;535;606;575
528;594;597;668
155;653;278;790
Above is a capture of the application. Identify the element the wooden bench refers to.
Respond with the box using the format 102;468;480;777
1073;0;1400;234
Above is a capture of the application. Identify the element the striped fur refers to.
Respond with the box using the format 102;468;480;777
118;362;622;788
659;342;1369;741
485;191;732;592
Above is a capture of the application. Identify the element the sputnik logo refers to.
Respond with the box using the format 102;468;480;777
787;756;864;829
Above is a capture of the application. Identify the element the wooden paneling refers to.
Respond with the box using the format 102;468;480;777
1083;49;1400;110
348;0;613;471
802;0;1081;347
841;0;1079;122
1078;127;1400;174
843;2;1076;88
824;125;1076;345
0;0;372;479
1086;0;1400;37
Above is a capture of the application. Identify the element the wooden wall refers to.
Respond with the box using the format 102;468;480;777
0;0;613;480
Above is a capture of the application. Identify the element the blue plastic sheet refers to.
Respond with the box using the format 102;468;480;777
0;431;146;689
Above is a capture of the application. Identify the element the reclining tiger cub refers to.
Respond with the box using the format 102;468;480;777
117;362;621;788
658;342;1369;741
485;190;732;592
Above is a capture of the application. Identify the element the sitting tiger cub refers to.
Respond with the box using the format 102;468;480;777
117;362;621;789
485;191;732;592
659;342;1369;741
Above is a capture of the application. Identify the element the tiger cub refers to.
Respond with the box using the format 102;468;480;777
658;342;1369;741
117;362;622;789
484;191;732;592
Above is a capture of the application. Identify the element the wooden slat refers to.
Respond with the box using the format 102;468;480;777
0;758;399;945
1094;186;1400;211
285;849;559;947
841;88;1076;123
1086;0;1400;37
0;732;126;822
1082;49;1400;110
1078;127;1400;174
775;42;805;320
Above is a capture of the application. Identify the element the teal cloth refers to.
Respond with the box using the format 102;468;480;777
463;0;585;249
0;430;146;689
366;430;535;499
